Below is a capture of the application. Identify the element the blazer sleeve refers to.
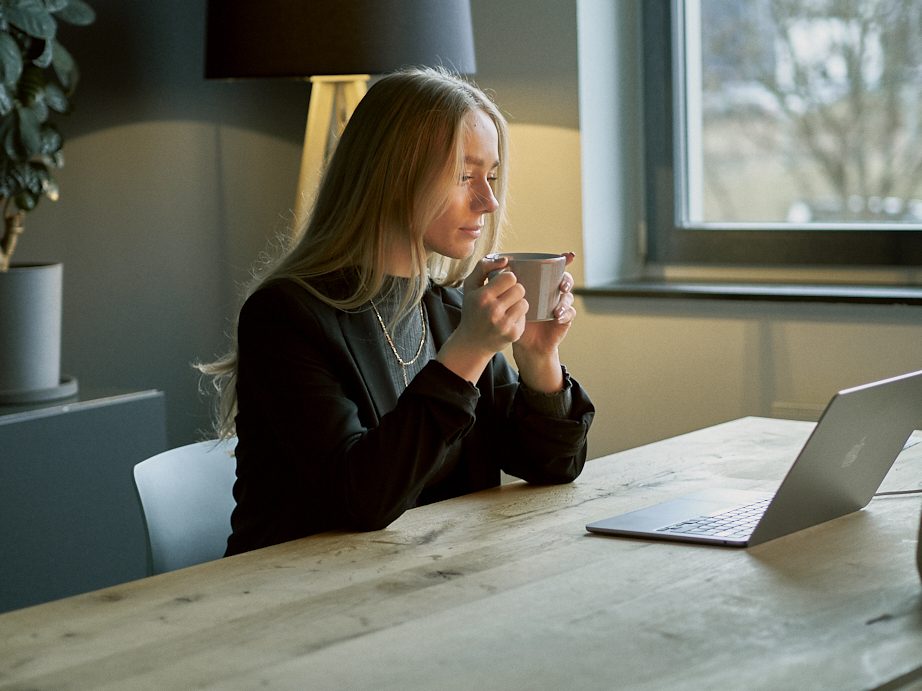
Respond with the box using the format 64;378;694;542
487;356;595;485
433;282;595;487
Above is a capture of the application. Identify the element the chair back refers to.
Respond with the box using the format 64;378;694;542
133;437;237;574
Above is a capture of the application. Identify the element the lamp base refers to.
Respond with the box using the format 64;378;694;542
293;74;369;233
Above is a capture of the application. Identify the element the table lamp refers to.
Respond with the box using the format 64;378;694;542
205;0;477;231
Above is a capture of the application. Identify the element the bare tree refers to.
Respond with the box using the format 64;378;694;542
703;0;922;221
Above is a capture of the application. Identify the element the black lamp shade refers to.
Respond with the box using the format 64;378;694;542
205;0;476;79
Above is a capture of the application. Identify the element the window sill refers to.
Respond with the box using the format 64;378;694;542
575;280;922;305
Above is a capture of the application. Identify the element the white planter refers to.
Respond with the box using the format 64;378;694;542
0;263;77;404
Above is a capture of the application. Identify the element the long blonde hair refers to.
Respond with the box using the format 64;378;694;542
198;67;510;437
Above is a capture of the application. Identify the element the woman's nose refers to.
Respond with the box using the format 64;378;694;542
471;179;499;214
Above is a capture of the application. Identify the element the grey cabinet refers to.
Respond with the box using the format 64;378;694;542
0;390;167;612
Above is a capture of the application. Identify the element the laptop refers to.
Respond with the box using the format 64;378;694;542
586;369;922;547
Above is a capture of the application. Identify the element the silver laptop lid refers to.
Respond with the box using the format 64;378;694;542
749;369;922;544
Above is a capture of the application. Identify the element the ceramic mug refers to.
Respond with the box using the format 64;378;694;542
496;252;566;321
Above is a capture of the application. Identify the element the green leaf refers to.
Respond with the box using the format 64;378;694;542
54;0;94;26
15;190;38;211
16;104;41;155
32;36;52;67
50;39;73;89
0;119;13;148
30;93;47;121
13;160;39;192
33;98;47;123
3;127;20;160
43;80;66;112
0;32;23;86
42;177;60;202
31;161;59;200
38;122;60;154
0;84;13;115
6;1;56;40
43;0;69;12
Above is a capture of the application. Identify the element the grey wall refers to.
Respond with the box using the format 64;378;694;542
470;1;579;129
15;0;920;458
14;0;580;446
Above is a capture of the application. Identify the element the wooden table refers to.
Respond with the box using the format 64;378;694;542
2;417;921;690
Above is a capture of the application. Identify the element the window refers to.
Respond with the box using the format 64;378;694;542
643;0;922;270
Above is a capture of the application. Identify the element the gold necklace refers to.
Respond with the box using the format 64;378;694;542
370;300;427;388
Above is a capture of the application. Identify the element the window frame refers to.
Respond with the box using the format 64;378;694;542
642;0;922;271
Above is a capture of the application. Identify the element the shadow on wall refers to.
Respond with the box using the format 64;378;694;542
60;0;308;141
17;1;310;445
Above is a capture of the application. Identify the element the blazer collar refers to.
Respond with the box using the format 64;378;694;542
337;305;399;418
424;284;459;350
336;284;461;420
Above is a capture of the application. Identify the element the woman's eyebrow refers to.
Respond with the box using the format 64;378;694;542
464;155;500;168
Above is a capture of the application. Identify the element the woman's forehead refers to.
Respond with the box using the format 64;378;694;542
461;110;500;163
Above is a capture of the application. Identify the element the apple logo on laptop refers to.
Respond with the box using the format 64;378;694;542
841;435;867;468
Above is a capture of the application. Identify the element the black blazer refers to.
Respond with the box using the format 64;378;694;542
226;275;595;556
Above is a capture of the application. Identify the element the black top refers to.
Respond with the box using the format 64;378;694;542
226;273;595;556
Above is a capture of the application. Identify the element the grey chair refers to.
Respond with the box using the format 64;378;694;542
133;437;237;575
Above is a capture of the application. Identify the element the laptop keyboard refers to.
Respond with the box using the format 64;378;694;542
656;498;771;538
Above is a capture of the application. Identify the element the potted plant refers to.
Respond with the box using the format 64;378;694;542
0;0;94;404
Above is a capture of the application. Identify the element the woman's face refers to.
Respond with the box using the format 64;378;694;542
422;109;500;261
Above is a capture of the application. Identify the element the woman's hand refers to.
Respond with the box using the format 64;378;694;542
437;252;577;389
436;255;529;384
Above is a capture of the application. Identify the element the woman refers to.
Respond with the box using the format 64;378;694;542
201;67;595;556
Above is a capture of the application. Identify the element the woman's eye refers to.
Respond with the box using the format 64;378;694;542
460;173;498;186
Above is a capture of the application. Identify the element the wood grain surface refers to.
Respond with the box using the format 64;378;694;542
1;417;920;690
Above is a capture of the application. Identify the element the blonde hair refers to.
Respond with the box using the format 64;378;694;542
198;67;510;438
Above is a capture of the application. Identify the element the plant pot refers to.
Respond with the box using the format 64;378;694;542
0;263;78;404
